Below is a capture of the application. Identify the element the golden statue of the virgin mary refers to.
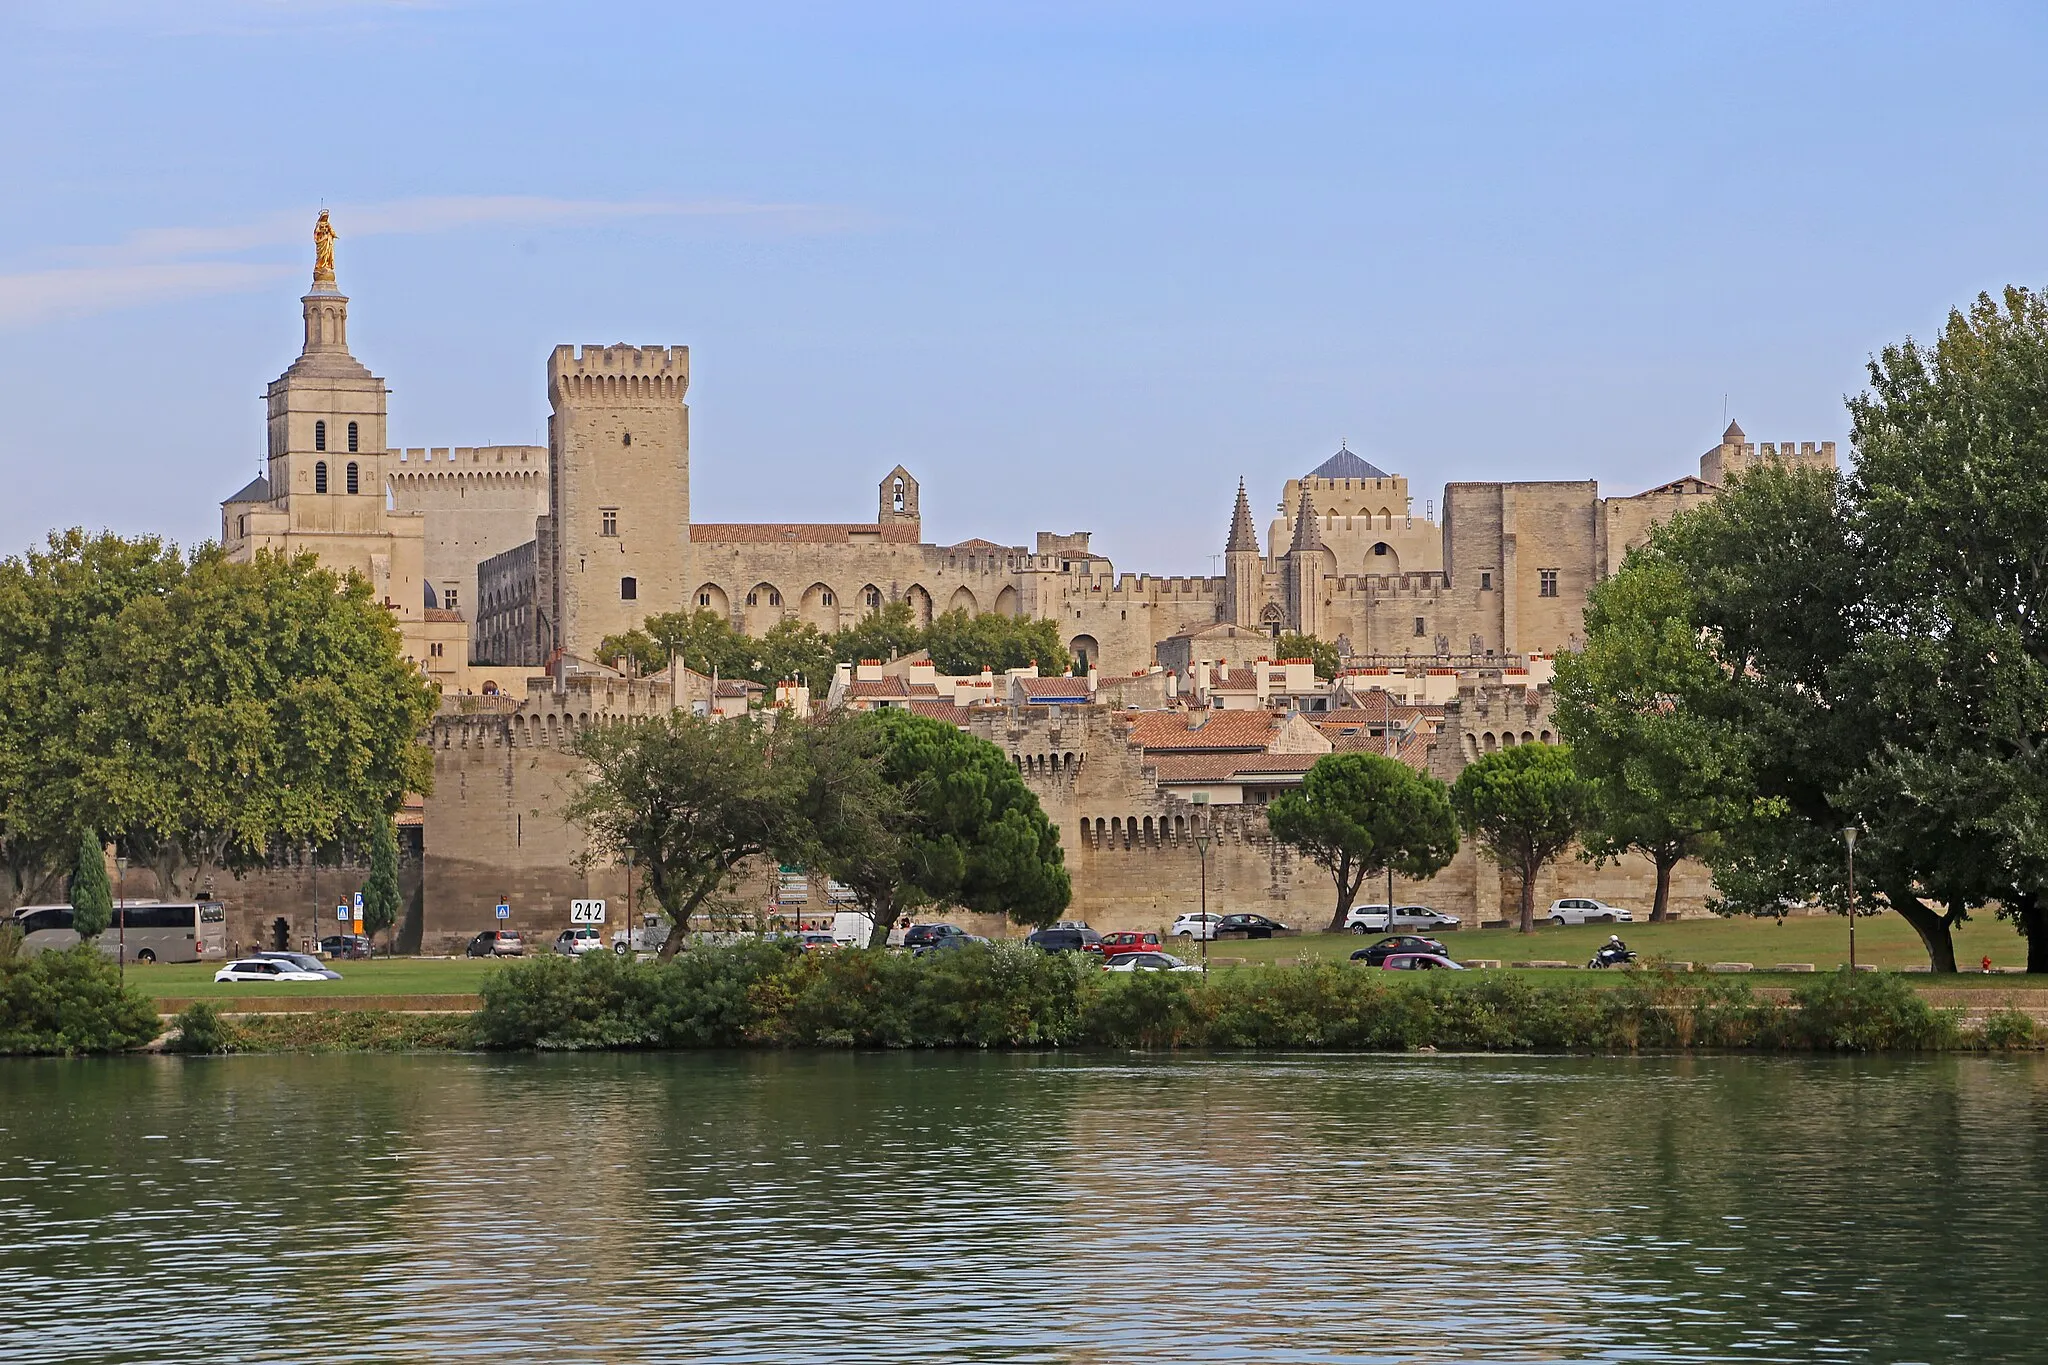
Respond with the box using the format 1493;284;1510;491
313;209;337;283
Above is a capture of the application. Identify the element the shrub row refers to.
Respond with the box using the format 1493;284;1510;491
467;944;2032;1054
0;943;161;1055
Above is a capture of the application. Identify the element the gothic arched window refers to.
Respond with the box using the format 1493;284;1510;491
314;461;328;493
346;462;360;495
314;421;327;452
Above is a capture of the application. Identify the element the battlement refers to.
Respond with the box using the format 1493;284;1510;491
548;344;689;403
389;445;546;472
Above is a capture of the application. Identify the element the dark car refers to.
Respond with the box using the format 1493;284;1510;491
320;934;371;959
1216;913;1292;940
1025;927;1105;954
1350;934;1449;965
465;929;525;958
903;923;967;950
914;933;990;956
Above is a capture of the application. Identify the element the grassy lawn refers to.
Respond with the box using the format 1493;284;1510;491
1175;914;2040;984
140;956;504;1002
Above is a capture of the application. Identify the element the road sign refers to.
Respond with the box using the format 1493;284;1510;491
336;903;348;922
569;899;606;924
495;903;510;920
353;892;363;910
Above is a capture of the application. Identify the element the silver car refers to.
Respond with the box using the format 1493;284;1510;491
255;951;342;980
1547;897;1633;925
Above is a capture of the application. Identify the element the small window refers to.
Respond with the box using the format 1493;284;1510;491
1414;616;1426;637
698;591;711;607
1480;571;1493;591
346;461;359;495
429;642;443;658
768;590;781;607
746;590;758;606
347;421;359;452
621;577;637;601
601;509;618;537
622;431;631;447
443;587;458;611
1539;569;1559;598
314;420;327;452
237;514;246;536
821;590;834;607
865;587;881;609
314;461;328;493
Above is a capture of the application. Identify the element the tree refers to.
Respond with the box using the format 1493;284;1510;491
1450;744;1590;933
1267;753;1459;930
1275;632;1341;680
96;548;438;898
361;817;401;948
810;709;1071;947
565;712;807;956
599;608;749;679
1553;557;1756;922
68;829;112;942
750;619;836;697
829;600;922;668
923;610;1072;676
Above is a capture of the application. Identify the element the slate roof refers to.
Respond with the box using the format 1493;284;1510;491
1308;443;1391;481
223;474;271;505
691;523;921;543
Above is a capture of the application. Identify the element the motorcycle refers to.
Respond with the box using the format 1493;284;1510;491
1587;944;1638;970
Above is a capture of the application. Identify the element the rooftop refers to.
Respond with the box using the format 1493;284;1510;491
1308;443;1392;481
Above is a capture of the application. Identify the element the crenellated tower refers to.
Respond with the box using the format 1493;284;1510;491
1223;477;1263;628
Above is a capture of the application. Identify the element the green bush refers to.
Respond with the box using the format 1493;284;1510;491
1791;968;1959;1051
1978;1008;2039;1051
474;940;796;1049
166;1000;230;1054
0;945;161;1055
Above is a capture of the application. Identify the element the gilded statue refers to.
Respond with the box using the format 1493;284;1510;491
313;209;337;281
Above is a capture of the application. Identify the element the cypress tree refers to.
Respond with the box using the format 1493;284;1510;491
70;829;113;941
361;818;401;949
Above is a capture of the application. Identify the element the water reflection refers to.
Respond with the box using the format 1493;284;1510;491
1;1053;2043;1362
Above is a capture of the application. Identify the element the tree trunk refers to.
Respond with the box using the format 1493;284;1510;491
1518;854;1537;934
1327;856;1361;933
2012;890;2048;974
1886;884;1957;973
1649;853;1676;924
865;896;897;950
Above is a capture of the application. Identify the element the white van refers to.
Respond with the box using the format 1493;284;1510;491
832;911;876;947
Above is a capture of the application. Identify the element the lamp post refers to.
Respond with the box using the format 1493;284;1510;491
624;848;635;955
1843;827;1859;971
115;854;128;984
1192;794;1211;976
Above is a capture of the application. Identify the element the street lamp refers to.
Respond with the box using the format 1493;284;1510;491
1842;826;1859;971
623;848;635;955
1192;794;1211;976
115;854;128;984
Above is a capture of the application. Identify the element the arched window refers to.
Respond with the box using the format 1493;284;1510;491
314;420;327;452
621;576;638;601
893;477;905;513
236;514;247;537
314;461;328;493
622;431;632;447
346;461;359;495
347;421;359;452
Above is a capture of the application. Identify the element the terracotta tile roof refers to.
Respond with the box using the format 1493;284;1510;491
1017;676;1091;700
1122;709;1276;753
424;608;464;623
947;538;1013;552
844;678;936;699
907;699;971;726
1208;666;1258;691
691;523;921;544
1149;752;1323;784
714;679;760;698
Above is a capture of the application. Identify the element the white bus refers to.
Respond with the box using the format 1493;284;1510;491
11;901;228;964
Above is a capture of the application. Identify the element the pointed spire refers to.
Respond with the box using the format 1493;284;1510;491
1722;419;1746;444
1289;487;1325;553
1226;477;1260;555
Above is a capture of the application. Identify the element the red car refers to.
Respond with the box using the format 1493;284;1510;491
1097;931;1162;959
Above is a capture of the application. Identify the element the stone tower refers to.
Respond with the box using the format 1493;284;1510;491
879;465;920;531
266;242;388;524
1285;487;1326;638
1223;478;1262;628
547;344;692;659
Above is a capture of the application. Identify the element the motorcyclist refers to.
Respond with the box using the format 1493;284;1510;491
1605;934;1629;958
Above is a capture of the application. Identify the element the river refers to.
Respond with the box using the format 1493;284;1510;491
1;1052;2043;1363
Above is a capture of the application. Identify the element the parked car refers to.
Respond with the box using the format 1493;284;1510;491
1343;904;1394;933
1103;950;1199;973
1097;931;1161;959
319;934;371;959
1349;934;1449;965
798;931;840;952
214;958;330;983
1216;913;1293;940
1380;952;1465;971
1171;912;1222;941
1390;905;1462;931
914;933;990;956
254;951;342;980
903;923;968;950
612;914;670;955
1048;920;1094;932
553;927;604;956
1025;927;1105;954
466;929;526;957
1547;897;1633;926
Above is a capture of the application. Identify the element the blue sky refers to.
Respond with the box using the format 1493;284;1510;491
3;2;2044;572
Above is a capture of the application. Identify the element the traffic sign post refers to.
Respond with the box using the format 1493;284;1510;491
336;903;348;922
495;902;510;920
351;891;364;936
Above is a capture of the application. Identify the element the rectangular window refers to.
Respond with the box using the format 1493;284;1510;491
1538;569;1559;598
443;587;459;611
429;642;443;658
621;576;637;601
1413;616;1426;637
601;509;618;537
1480;571;1493;591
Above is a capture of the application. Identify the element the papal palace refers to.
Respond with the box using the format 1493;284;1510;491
208;219;1837;952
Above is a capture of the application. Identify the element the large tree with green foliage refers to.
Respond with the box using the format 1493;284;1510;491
809;709;1071;947
566;712;809;955
830;600;924;670
1553;557;1758;922
1450;743;1591;933
1275;632;1341;680
1267;752;1459;931
361;817;401;947
68;829;112;942
923;609;1071;676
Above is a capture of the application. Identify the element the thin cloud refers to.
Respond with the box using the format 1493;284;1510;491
4;194;844;327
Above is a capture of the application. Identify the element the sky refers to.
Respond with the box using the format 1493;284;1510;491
3;1;2045;573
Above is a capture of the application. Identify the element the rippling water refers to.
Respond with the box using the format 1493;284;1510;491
2;1052;2045;1363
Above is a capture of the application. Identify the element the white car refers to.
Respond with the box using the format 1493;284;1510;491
1547;897;1633;926
1104;951;1199;973
553;927;605;956
214;959;330;983
1171;913;1222;941
1390;905;1461;931
1343;904;1394;933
